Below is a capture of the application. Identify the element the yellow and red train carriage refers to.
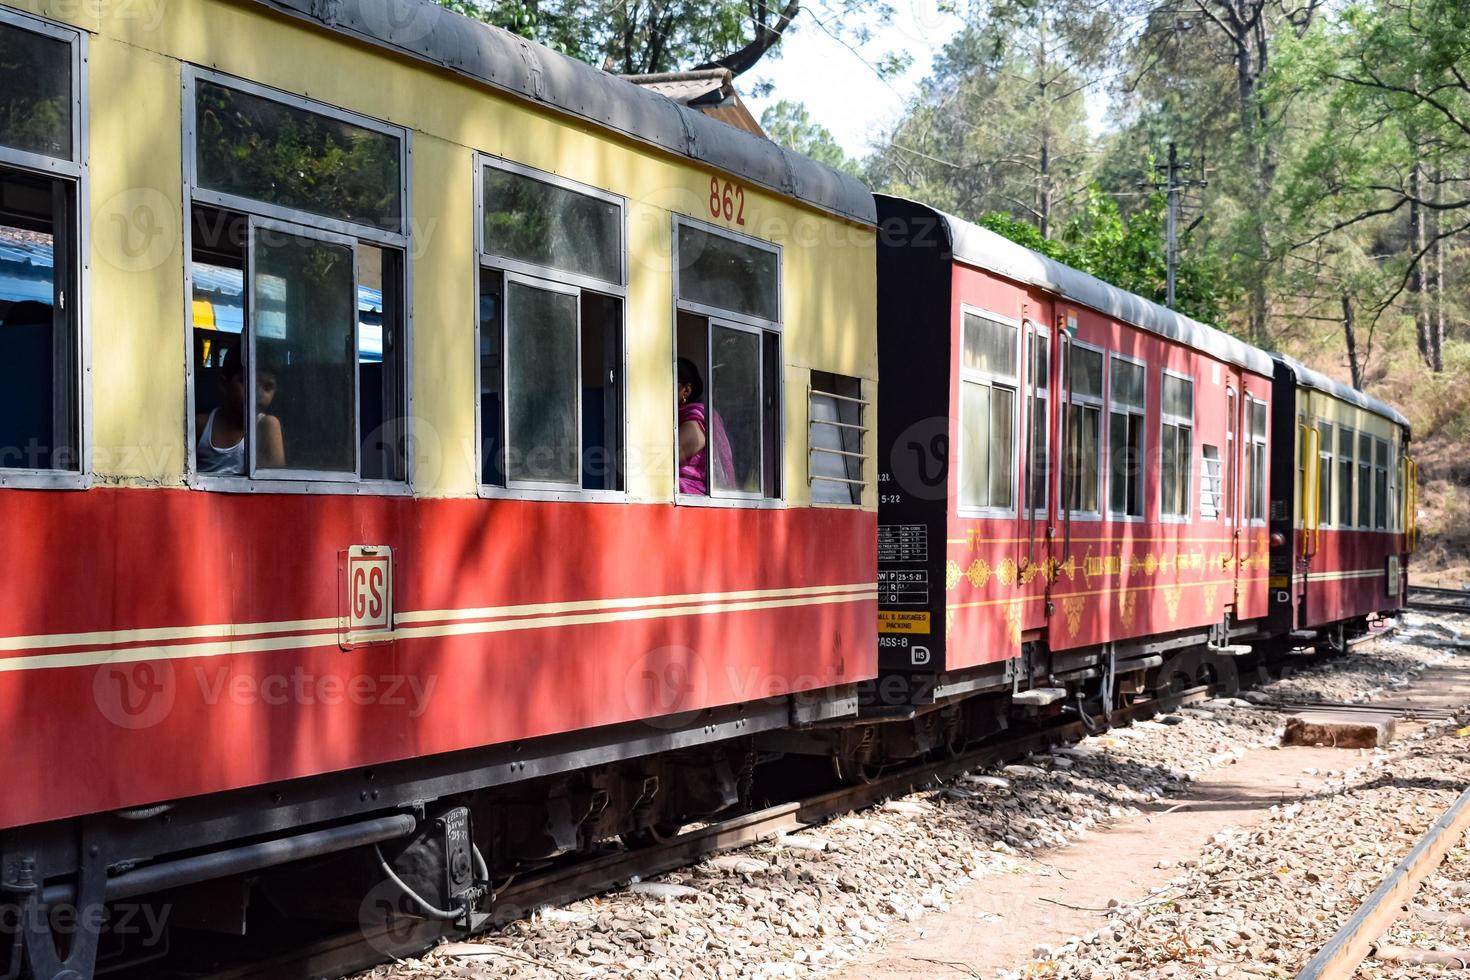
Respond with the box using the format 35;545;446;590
0;1;1416;977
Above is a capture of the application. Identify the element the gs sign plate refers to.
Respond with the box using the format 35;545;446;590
345;545;394;642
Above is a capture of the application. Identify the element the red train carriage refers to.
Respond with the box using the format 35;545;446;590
1266;356;1413;641
872;197;1276;727
0;1;877;976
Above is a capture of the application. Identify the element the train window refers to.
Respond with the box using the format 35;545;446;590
1025;329;1050;514
477;161;626;496
1337;427;1355;527
1248;397;1268;523
959;311;1019;513
1160;373;1194;519
1317;422;1334;528
0;11;84;485
1374;439;1389;530
809;372;866;505
1065;343;1103;515
674;219;780;503
482;163;621;285
186;70;409;487
676;222;779;323
0;17;73;161
1108;355;1145;519
193;79;402;233
1357;432;1373;527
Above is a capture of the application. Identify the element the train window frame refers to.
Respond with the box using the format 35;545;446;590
181;66;413;495
1225;386;1237;521
1356;431;1372;529
474;155;628;502
1246;395;1268;526
672;215;784;509
808;371;867;507
1064;338;1105;521
1107;352;1147;522
1374;437;1390;531
1337;426;1355;528
1159;370;1195;523
1316;421;1334;529
1024;324;1050;518
0;7;89;491
956;306;1021;518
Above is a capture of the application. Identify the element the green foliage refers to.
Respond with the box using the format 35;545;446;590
977;187;1237;326
438;0;892;77
759;101;860;177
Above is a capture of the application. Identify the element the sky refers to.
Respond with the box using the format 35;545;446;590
744;0;966;162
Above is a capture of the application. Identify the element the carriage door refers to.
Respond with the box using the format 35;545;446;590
1296;396;1323;624
1224;378;1242;617
1022;317;1052;609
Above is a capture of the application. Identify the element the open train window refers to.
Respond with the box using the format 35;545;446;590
958;310;1018;514
673;218;781;503
1064;342;1104;517
1160;372;1194;520
0;11;84;487
1247;397;1268;523
184;69;409;488
1108;354;1145;519
1338;427;1355;527
476;158;625;496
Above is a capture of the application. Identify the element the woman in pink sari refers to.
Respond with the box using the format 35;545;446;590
677;357;736;494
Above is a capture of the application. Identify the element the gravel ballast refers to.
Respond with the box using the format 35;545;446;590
357;617;1464;980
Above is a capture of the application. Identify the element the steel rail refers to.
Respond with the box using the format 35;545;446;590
1297;786;1470;980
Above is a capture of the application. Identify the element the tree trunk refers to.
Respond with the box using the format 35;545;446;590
1409;162;1429;365
1341;293;1363;390
1432;164;1445;372
1233;19;1270;345
1037;16;1052;239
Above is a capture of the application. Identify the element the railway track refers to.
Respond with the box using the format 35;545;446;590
1408;585;1470;614
1298;786;1470;979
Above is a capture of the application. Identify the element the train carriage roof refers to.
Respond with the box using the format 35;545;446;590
248;0;876;227
879;196;1276;378
1272;353;1410;430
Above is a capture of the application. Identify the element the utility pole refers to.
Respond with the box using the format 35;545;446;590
1144;141;1207;308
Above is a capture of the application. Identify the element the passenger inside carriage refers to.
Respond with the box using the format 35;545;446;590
676;356;735;495
195;345;285;474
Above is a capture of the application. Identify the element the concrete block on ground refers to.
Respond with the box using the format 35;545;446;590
1281;711;1396;749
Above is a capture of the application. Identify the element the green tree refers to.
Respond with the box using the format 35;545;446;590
978;186;1236;325
1273;0;1470;375
439;0;890;77
759;101;859;176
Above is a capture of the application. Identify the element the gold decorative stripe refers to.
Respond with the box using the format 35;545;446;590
946;576;1270;610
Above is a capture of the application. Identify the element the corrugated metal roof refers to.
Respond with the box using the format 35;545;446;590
247;0;874;226
1272;353;1410;430
880;196;1276;377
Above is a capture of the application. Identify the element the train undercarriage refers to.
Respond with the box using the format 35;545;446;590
0;616;1385;980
